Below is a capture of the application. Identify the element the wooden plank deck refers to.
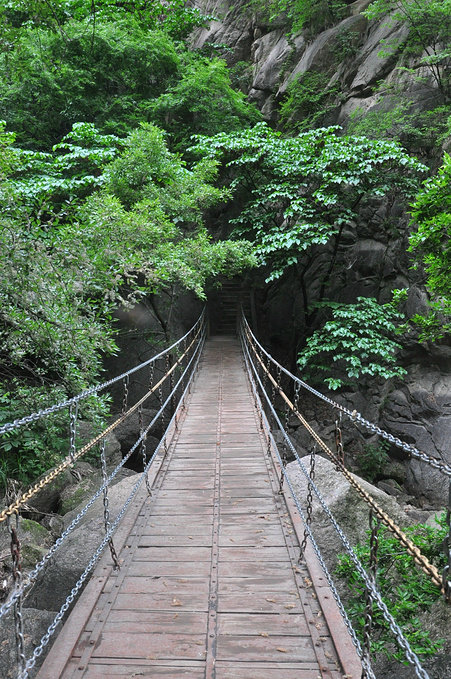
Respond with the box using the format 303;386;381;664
36;337;361;679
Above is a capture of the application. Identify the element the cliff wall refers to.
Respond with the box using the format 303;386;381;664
194;0;451;507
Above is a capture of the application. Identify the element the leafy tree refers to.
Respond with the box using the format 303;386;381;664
9;122;124;205
0;0;214;39
297;298;407;389
191;123;426;386
364;0;451;100
247;0;348;35
279;71;340;133
408;153;451;338
0;122;256;483
0;19;180;148
148;55;261;154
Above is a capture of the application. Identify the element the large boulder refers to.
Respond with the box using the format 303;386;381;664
0;607;59;679
286;456;412;569
28;474;139;611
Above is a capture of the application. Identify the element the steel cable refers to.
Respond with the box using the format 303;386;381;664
0;321;203;524
15;323;206;679
240;319;430;679
241;313;451;479
0;324;205;621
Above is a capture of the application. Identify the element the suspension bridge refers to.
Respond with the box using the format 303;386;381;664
1;310;450;679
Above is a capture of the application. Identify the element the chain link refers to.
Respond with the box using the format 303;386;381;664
247;324;444;592
240;320;430;679
443;480;451;602
362;511;381;677
7;514;26;674
15;322;207;679
300;444;316;555
68;402;78;463
138;405;152;497
241;313;451;480
335;412;344;467
0;325;203;525
100;439;120;570
1;330;206;623
0;310;206;438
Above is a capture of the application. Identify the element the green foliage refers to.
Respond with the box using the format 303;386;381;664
0;384;109;489
364;0;451;99
297;298;407;389
0;19;180;148
408;153;451;337
336;519;446;661
0;0;214;40
248;0;348;35
0;121;256;485
191;123;426;283
348;95;451;154
9;122;123;205
359;439;390;482
279;71;340;133
148;55;261;154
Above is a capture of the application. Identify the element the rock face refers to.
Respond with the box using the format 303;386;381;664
28;474;139;612
286;456;412;568
193;0;451;508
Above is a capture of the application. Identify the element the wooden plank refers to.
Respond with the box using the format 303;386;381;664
74;663;205;678
91;632;207;660
35;338;361;679
102;610;206;634
127;561;211;577
218;593;302;614
138;534;212;547
133;546;212;561
216;635;317;662
113;591;208;611
217;612;310;636
215;663;322;679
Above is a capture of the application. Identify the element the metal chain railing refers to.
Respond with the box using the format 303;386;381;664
1;311;207;679
239;311;431;679
243;315;445;592
0;312;205;437
0;327;204;626
243;314;451;480
0;314;205;525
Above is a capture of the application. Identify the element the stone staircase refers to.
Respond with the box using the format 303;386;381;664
208;279;254;335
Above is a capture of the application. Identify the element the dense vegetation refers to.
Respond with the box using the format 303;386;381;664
0;0;450;669
1;0;451;486
0;0;259;485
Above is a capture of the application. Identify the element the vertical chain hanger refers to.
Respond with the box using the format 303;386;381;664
335;411;345;467
300;443;316;558
121;375;129;415
100;438;120;570
8;513;26;673
362;510;381;677
68;402;78;464
443;480;451;602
